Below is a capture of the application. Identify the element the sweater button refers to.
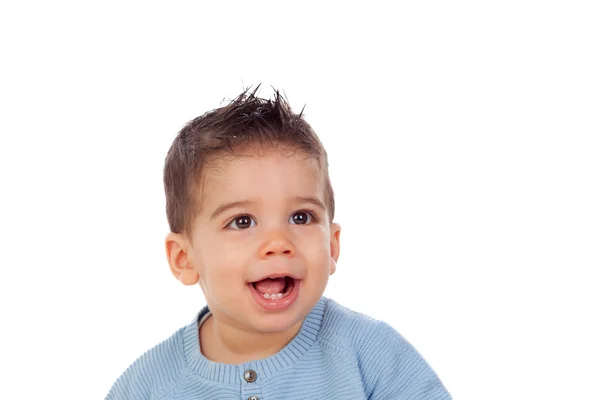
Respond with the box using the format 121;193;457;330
248;397;259;400
244;369;257;383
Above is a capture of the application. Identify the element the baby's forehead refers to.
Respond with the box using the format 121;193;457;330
203;150;322;182
197;152;326;208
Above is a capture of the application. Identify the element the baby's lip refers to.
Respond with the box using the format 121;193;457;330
250;272;301;283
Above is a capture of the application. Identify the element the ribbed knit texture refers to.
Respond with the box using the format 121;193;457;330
107;297;451;399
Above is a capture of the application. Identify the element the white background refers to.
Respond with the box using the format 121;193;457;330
1;1;599;399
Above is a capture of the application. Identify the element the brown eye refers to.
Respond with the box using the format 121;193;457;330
290;211;312;225
227;215;255;230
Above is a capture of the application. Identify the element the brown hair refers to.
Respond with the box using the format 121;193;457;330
163;86;335;238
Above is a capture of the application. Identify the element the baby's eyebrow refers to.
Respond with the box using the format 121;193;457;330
210;196;325;221
210;200;253;220
294;196;325;211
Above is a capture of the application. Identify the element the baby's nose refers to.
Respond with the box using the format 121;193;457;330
259;234;296;258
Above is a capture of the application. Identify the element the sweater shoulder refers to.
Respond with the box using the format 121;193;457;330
319;298;452;399
319;298;401;349
106;327;187;400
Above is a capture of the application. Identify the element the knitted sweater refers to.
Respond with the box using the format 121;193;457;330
107;297;451;399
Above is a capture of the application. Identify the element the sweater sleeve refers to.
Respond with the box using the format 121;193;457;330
105;330;185;400
358;321;452;400
106;355;152;400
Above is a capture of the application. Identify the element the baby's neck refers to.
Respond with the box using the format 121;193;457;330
199;314;304;365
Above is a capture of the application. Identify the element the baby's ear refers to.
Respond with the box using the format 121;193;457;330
329;223;341;275
165;232;199;285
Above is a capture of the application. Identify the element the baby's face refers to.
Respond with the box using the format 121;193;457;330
186;149;340;333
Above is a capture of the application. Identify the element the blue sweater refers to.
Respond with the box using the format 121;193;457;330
107;297;451;399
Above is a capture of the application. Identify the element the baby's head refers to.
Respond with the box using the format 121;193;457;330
163;88;341;334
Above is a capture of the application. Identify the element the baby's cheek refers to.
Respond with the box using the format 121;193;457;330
312;236;333;260
206;241;245;266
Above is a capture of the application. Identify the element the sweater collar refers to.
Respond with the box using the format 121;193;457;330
182;297;327;385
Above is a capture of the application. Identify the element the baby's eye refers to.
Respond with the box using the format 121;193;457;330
227;215;256;230
289;211;314;225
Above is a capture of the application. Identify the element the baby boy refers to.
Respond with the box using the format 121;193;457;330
107;88;451;400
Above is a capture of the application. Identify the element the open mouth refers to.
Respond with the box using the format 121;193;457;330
251;276;296;300
248;275;301;310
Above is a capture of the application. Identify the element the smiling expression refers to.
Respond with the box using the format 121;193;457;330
169;147;341;334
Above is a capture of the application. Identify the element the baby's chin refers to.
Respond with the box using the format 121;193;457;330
243;298;324;336
208;281;325;333
245;310;306;334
